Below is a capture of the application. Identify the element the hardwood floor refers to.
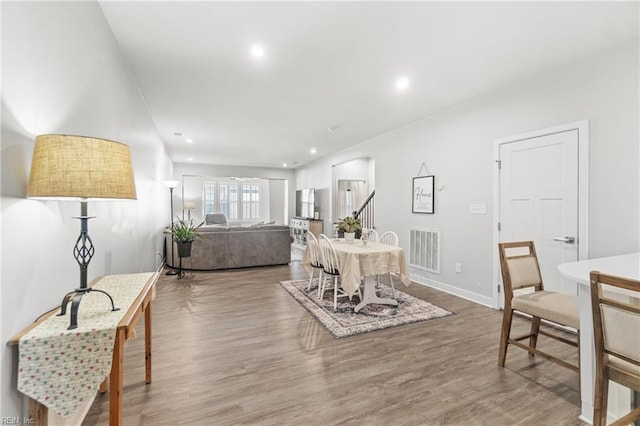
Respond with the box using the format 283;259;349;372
84;262;583;425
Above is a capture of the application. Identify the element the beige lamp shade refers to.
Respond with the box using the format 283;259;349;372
183;201;196;209
27;134;137;200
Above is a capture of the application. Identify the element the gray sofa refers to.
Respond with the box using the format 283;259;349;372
166;224;292;270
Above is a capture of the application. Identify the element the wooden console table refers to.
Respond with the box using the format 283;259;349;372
8;272;158;426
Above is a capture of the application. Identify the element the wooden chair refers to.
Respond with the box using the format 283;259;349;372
318;234;361;311
590;271;640;426
498;241;580;373
378;231;399;297
305;232;324;297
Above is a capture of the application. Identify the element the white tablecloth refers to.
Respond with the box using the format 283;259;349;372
302;240;411;296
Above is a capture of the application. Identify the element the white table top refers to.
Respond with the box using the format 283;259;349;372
557;252;640;285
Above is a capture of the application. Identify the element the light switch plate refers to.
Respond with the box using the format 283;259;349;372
470;203;487;214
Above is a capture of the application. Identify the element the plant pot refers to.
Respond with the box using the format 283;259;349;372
176;241;192;258
344;232;356;244
338;230;361;239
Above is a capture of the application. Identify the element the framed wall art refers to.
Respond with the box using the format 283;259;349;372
412;175;434;214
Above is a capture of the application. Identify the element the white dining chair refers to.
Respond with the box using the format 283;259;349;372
318;234;361;311
367;229;379;242
378;231;399;297
379;230;398;246
305;232;324;296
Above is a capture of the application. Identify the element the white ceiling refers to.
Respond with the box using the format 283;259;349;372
99;1;638;169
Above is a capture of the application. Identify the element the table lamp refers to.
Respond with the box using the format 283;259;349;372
27;134;137;329
183;201;196;221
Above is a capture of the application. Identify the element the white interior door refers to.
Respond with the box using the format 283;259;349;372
494;122;589;306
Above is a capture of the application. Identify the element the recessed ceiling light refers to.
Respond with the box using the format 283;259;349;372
186;138;193;144
282;163;287;167
250;44;265;58
310;148;317;154
395;76;410;91
188;157;193;162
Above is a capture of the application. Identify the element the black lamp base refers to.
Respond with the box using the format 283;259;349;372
60;200;120;329
58;287;120;330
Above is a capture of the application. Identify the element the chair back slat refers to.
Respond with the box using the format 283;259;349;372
379;231;398;246
318;234;340;275
368;229;379;242
306;232;322;269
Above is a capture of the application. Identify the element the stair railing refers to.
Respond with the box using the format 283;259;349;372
353;190;375;230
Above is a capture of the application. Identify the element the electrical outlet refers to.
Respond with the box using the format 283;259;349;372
455;263;462;273
470;203;487;214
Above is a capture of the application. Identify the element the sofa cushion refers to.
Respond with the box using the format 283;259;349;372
200;224;229;231
205;213;227;225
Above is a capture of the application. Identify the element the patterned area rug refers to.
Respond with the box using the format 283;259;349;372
280;278;454;338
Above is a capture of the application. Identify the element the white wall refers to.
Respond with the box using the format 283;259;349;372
1;2;172;418
268;179;287;225
295;39;639;305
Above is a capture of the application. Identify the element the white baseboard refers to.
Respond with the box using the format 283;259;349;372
409;272;496;309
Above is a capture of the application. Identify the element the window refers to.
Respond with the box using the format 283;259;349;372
242;184;260;220
202;180;261;222
203;183;216;214
219;183;239;220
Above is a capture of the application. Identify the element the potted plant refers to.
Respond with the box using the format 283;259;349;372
170;218;204;258
337;216;362;243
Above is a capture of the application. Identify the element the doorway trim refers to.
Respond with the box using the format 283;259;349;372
491;120;590;308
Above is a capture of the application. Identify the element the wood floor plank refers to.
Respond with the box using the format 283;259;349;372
84;262;583;425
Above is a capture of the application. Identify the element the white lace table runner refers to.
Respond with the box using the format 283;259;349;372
18;272;154;417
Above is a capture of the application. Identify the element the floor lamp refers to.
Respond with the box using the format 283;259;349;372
165;180;180;275
27;134;137;329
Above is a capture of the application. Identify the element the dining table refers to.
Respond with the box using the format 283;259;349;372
302;238;411;312
557;252;640;424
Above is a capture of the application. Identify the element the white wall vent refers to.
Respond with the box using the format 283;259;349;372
409;228;441;274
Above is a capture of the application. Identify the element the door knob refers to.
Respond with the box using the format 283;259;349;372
553;236;575;244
